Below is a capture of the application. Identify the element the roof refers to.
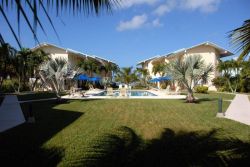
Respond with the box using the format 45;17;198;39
137;41;233;65
32;43;117;65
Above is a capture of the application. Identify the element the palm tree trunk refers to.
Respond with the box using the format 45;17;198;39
186;88;195;103
51;80;62;101
17;76;21;93
31;78;39;91
226;78;234;93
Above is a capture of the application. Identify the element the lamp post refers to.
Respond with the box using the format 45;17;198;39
216;97;225;117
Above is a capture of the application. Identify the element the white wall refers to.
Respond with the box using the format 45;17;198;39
184;45;219;90
40;46;69;61
142;45;221;90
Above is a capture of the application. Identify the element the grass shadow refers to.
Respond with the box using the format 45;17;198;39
0;100;83;166
74;127;250;167
195;97;218;104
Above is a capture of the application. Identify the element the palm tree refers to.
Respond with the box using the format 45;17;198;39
39;58;69;99
0;0;120;48
152;60;167;77
136;67;150;87
166;55;213;103
229;19;250;61
217;60;241;93
116;67;138;85
102;62;119;79
0;43;17;88
78;59;100;77
100;62;119;87
14;48;33;91
28;49;50;90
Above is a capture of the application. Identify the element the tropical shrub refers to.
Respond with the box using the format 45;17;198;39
39;58;69;99
0;79;19;93
166;55;213;103
212;77;227;89
195;86;208;94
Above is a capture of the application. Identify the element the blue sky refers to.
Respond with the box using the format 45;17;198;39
1;0;250;67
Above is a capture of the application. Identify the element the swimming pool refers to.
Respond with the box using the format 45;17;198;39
94;90;157;97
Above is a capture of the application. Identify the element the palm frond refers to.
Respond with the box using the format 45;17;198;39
228;19;250;61
0;0;120;48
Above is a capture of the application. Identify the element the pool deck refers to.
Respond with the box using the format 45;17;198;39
62;89;186;100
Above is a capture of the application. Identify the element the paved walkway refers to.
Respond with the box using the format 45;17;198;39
0;95;25;132
225;94;250;125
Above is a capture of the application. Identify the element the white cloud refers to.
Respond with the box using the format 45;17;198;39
120;0;159;8
153;0;176;16
152;0;221;17
116;14;148;31
180;0;221;13
152;18;163;27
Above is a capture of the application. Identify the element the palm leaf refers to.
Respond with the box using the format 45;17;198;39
0;0;120;48
228;19;250;61
0;4;22;48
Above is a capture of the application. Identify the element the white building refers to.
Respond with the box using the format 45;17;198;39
137;42;233;90
32;43;117;89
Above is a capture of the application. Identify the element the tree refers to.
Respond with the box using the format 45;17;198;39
229;19;250;61
100;62;119;87
166;55;213;103
28;49;50;90
152;60;167;77
116;67;138;85
217;60;241;93
78;59;100;77
101;62;119;78
240;60;250;92
0;43;17;88
0;0;120;48
39;58;69;99
136;67;150;87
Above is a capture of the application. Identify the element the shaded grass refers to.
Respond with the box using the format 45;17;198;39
17;92;57;101
1;93;250;166
0;95;4;106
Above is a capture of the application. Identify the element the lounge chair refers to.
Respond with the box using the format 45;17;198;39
107;87;115;96
119;84;123;89
119;88;127;97
164;86;171;95
89;84;94;90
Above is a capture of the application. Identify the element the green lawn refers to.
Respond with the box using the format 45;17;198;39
1;92;250;166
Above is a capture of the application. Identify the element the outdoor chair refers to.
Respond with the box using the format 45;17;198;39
119;84;123;89
124;84;128;89
107;87;115;96
119;88;127;97
89;84;94;90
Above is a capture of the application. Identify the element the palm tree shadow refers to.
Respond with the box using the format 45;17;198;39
195;97;217;103
0;100;83;166
77;127;250;167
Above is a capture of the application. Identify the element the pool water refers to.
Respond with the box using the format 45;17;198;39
94;90;157;96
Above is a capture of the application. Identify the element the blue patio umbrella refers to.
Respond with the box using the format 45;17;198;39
149;76;171;82
75;74;89;81
158;76;171;81
149;78;161;82
88;77;101;82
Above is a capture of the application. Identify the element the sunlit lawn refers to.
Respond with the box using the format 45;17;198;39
1;92;250;166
